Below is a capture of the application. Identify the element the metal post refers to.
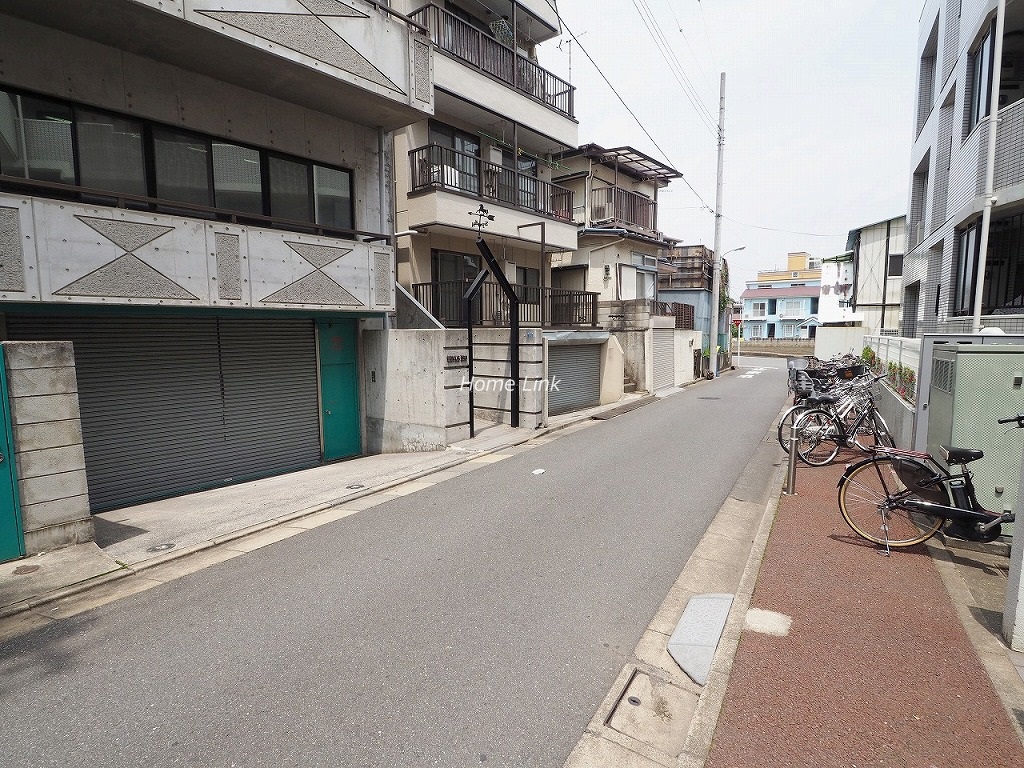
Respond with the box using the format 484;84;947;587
784;422;798;495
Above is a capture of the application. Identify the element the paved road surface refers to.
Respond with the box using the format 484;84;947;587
0;359;788;767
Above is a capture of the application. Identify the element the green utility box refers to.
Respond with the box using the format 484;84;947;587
928;345;1024;523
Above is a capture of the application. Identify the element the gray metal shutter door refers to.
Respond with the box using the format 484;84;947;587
653;328;675;390
6;315;321;511
548;344;601;415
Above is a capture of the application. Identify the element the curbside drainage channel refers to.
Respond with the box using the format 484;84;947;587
562;417;787;768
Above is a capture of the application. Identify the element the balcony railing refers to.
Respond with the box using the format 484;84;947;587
410;145;573;221
410;4;575;118
412;280;598;327
590;185;660;238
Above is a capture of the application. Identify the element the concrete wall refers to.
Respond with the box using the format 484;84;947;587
674;330;702;385
600;336;625;404
815;327;867;360
3;342;92;554
614;330;650;393
873;379;916;451
469;328;544;429
362;329;469;452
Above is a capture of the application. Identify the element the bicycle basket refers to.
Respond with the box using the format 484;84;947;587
836;363;867;380
892;457;948;504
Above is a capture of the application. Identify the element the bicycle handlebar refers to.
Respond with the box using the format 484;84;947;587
997;414;1024;427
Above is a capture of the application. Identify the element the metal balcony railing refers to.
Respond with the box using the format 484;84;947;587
409;145;573;221
412;280;598;327
410;4;575;118
590;185;659;237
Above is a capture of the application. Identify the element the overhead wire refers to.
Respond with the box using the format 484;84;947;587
631;0;718;135
543;0;715;212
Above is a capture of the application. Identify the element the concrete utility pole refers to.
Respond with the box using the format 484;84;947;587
709;72;727;377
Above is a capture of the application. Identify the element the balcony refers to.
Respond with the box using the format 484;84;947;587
410;4;574;118
412;281;598;327
410;145;573;221
589;186;661;239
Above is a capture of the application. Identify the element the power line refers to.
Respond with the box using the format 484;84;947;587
545;0;715;211
631;0;718;135
722;214;845;238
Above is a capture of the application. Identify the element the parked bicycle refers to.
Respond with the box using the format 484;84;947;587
835;414;1024;554
789;375;895;465
779;368;875;453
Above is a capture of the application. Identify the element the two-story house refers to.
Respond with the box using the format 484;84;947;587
847;215;905;336
550;143;685;391
0;0;432;554
740;253;822;340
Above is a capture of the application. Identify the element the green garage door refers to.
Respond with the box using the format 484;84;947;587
7;315;325;511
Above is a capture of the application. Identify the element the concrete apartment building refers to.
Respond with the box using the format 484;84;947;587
739;253;822;341
907;0;1024;336
0;0;433;557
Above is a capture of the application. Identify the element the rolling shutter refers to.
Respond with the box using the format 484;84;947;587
652;328;676;390
6;315;321;511
547;344;601;415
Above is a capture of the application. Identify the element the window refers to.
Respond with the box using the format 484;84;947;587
213;142;262;214
751;301;767;318
314;165;352;229
969;20;995;132
429;121;480;195
982;211;1024;313
153;128;211;206
76;110;146;196
515;266;540;304
0;92;74;184
887;253;904;277
780;299;804;317
0;86;356;234
954;221;981;315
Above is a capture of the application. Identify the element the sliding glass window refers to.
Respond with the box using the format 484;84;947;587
0;92;74;184
213;142;263;214
0;86;357;234
76;109;146;196
154;128;212;206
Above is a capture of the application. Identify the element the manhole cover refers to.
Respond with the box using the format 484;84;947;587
346;484;365;490
13;564;40;575
145;543;176;553
698;397;721;400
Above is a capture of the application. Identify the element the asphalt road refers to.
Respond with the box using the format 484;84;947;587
0;358;789;768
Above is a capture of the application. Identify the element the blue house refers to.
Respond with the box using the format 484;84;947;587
739;253;821;340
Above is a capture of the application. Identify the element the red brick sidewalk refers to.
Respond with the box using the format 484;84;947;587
706;458;1024;768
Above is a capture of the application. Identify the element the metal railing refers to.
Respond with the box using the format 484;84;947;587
590;185;659;237
0;174;389;242
409;145;573;221
412;280;598;327
410;4;575;118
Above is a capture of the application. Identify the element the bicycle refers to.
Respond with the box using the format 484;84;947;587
835;414;1024;554
778;371;877;453
790;379;895;466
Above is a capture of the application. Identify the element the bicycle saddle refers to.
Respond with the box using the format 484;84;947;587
940;446;984;464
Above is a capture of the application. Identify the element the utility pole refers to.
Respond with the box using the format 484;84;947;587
709;72;726;378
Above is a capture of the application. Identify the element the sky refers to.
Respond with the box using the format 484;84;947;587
542;0;922;296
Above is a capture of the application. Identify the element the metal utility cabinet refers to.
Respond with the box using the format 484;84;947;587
927;345;1024;520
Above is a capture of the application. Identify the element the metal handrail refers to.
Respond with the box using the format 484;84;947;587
0;174;391;242
410;4;575;118
409;145;573;222
412;280;598;327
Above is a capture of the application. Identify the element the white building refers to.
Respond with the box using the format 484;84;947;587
907;0;1024;336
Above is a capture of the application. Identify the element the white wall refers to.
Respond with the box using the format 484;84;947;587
814;326;867;360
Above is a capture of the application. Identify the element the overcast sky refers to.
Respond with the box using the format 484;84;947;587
544;0;921;296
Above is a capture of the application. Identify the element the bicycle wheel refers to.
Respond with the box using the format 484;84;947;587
838;456;945;547
794;409;841;466
850;410;896;453
777;404;808;452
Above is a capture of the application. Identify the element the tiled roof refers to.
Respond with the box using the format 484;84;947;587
740;286;820;299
